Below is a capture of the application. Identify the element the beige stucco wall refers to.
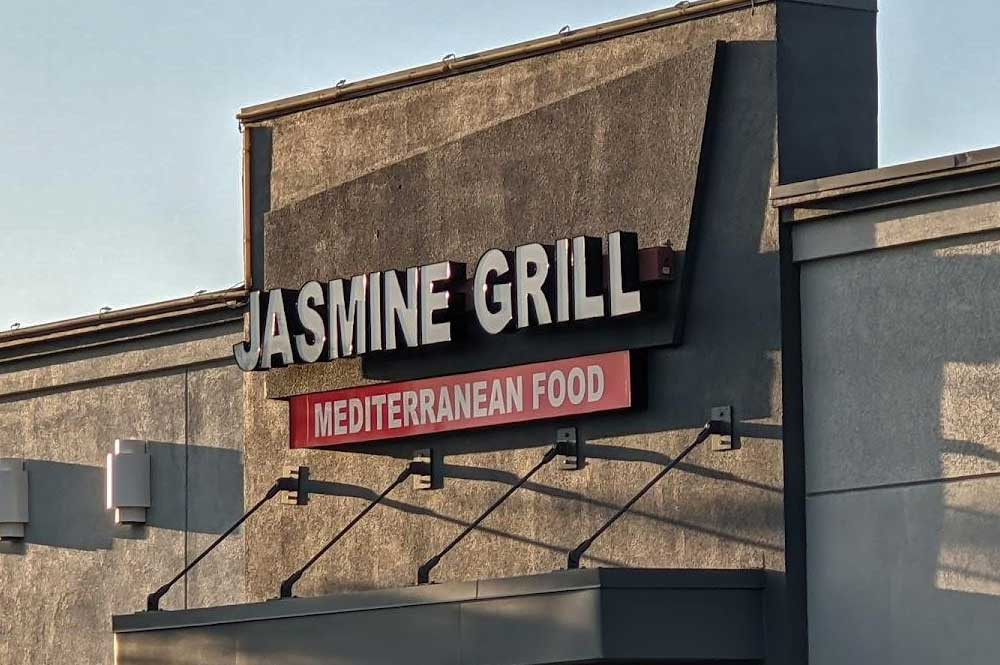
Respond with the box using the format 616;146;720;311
241;4;786;608
0;326;245;664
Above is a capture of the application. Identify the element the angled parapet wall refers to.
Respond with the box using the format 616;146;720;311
237;4;876;665
241;0;781;594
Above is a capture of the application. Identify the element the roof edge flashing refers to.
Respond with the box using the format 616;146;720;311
0;288;247;351
237;0;767;124
772;145;1000;206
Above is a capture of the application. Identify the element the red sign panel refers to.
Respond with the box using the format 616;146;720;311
287;351;633;448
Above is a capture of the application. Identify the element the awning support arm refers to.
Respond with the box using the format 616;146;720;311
417;446;559;584
279;461;425;599
566;416;729;569
146;469;306;611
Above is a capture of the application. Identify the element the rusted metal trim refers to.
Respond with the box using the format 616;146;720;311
0;289;247;347
242;129;253;289
237;0;765;124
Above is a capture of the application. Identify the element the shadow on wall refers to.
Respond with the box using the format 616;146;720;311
249;39;787;612
0;443;243;553
926;243;1000;660
302;467;783;575
806;228;1000;663
344;40;782;460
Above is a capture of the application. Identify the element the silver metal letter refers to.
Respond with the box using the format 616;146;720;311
555;238;571;323
234;290;263;371
294;281;326;363
261;289;295;368
474;249;513;335
327;275;368;358
514;243;552;328
368;272;383;352
420;262;462;345
572;236;605;320
384;268;419;350
608;231;642;316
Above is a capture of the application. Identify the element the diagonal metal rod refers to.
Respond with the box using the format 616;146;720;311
566;423;715;570
418;447;558;584
147;478;291;611
280;466;412;599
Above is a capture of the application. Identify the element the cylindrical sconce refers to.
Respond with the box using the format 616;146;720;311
0;459;29;541
106;439;151;525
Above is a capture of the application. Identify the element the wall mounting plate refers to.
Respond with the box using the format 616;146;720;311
281;466;310;505
556;427;585;470
412;449;442;490
710;406;739;451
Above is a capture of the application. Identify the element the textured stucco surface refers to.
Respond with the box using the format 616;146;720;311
808;476;1000;665
0;331;242;397
802;228;1000;492
259;6;776;212
0;328;244;665
792;189;1000;262
243;5;786;615
264;43;719;395
799;210;1000;663
0;3;899;664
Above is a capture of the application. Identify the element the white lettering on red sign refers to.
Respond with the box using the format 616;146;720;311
287;352;632;448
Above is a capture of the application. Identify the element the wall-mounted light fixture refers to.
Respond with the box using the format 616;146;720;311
106;440;151;525
0;459;29;541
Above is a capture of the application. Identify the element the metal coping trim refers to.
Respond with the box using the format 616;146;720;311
237;0;767;124
113;568;765;633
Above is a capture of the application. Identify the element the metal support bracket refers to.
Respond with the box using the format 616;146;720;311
710;406;738;451
280;466;310;505
556;427;584;470
412;449;442;490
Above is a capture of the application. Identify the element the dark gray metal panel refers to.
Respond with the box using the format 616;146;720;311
114;569;767;664
779;169;1000;224
475;567;602;598
117;603;463;665
0;315;241;368
461;589;603;665
601;588;765;661
114;579;478;632
777;214;807;665
596;567;767;589
249;126;272;291
776;0;877;183
241;604;463;665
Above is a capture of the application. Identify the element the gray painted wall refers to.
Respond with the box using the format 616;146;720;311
0;325;246;664
796;192;1000;664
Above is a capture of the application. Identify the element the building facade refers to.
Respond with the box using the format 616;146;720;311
2;1;997;664
773;148;1000;664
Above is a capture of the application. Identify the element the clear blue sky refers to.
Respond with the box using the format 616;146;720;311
2;0;998;328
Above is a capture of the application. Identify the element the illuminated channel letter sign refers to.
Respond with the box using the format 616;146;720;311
233;232;644;371
287;352;633;447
